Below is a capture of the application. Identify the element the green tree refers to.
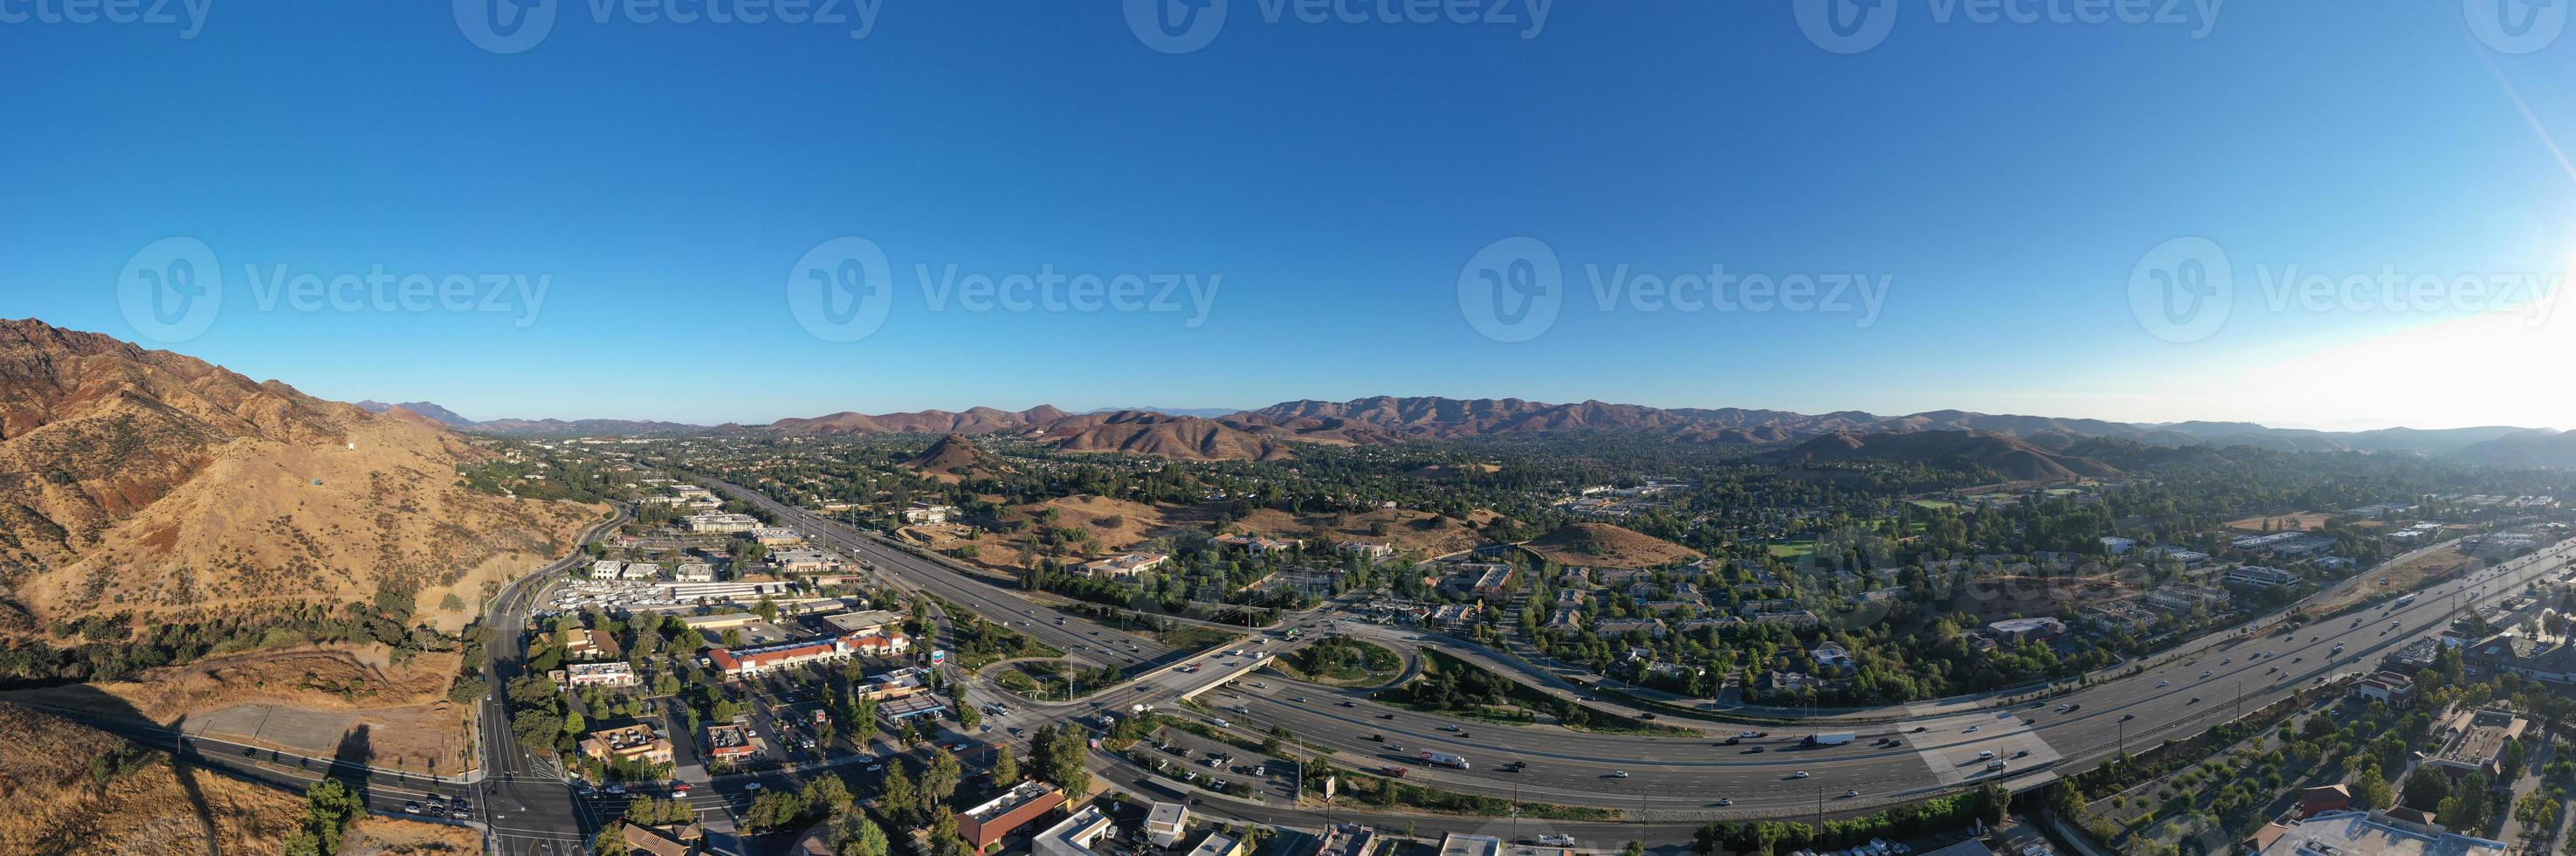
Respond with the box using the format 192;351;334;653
991;746;1020;784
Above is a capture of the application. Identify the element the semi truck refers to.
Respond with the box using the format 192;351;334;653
1803;732;1857;748
1418;751;1471;770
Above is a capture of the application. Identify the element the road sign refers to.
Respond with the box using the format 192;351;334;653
931;649;949;666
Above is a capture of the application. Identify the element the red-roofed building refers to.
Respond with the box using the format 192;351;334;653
2298;784;2352;818
959;783;1066;852
848;633;911;657
707;637;859;680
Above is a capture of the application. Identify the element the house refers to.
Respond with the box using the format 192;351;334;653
1079;553;1169;579
1811;641;1855;669
1544;608;1582;632
1745;611;1819;627
2101;536;2137;556
1593;618;1668;639
622;822;704;856
2226;566;2300;588
958;783;1067;852
902;504;959;525
1145;802;1191;847
1033;806;1119;856
1216;534;1303;556
701;723;757;762
563;661;637;688
674;563;718;583
1336;542;1394;561
579;723;674;766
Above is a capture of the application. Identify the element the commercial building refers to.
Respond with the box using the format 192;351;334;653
1032;806;1119;856
2227;566;2300;588
2254;810;2506;856
903;504;959;525
706;636;862;680
621;822;704;856
590;560;627;580
563;661;638;688
674;563;718;583
1437;833;1504;856
564;628;620;661
750;527;804;546
770;549;842;574
621;562;662;581
2428;708;2530;779
701;723;757;762
820;609;906;637
2354;671;2417;708
1184;831;1247;856
957;783;1066;852
684;513;762;534
1987;617;2069;645
1079;552;1170;579
578;723;674;766
1145;802;1190;847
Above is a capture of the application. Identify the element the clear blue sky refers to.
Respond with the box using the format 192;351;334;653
6;2;2575;428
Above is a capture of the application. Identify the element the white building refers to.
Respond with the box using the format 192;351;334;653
674;563;718;583
589;560;625;580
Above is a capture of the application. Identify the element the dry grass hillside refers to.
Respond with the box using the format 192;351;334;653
1519;522;1703;569
0;319;603;636
0;701;305;854
2;643;475;770
1232;507;1499;557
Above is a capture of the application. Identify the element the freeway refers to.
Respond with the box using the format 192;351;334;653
1195;542;2576;818
692;475;2576;824
701;477;1183;672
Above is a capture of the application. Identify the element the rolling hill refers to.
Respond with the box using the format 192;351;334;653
1759;430;2124;481
0;319;602;637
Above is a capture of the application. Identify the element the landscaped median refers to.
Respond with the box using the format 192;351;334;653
1387;650;1699;736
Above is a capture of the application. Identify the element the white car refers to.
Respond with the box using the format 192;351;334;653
1976;750;1994;759
1539;835;1578;847
2157;680;2169;687
1793;771;1810;779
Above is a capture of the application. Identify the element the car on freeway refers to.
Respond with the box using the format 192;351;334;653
1977;750;1994;759
745;783;763;791
1716;797;1734;806
2202;670;2214;678
1539;835;1578;846
403;802;423;815
1610;770;1629;778
1793;770;1810;779
1843;790;1861;798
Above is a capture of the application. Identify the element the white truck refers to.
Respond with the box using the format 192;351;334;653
1418;751;1471;770
1803;732;1857;748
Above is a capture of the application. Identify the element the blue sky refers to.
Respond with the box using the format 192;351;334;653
5;2;2576;428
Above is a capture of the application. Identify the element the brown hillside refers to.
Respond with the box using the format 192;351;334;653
1520;522;1702;570
1232;507;1497;557
0;701;304;853
902;434;1012;483
1037;411;1292;461
0;319;603;634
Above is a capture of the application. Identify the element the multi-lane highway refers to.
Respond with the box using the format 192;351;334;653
678;478;2576;832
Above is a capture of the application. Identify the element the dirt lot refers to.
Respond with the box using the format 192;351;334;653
2226;512;2334;534
341;818;483;855
0;644;474;772
2311;544;2476;613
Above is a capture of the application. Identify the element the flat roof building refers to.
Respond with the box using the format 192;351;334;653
957;783;1065;852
